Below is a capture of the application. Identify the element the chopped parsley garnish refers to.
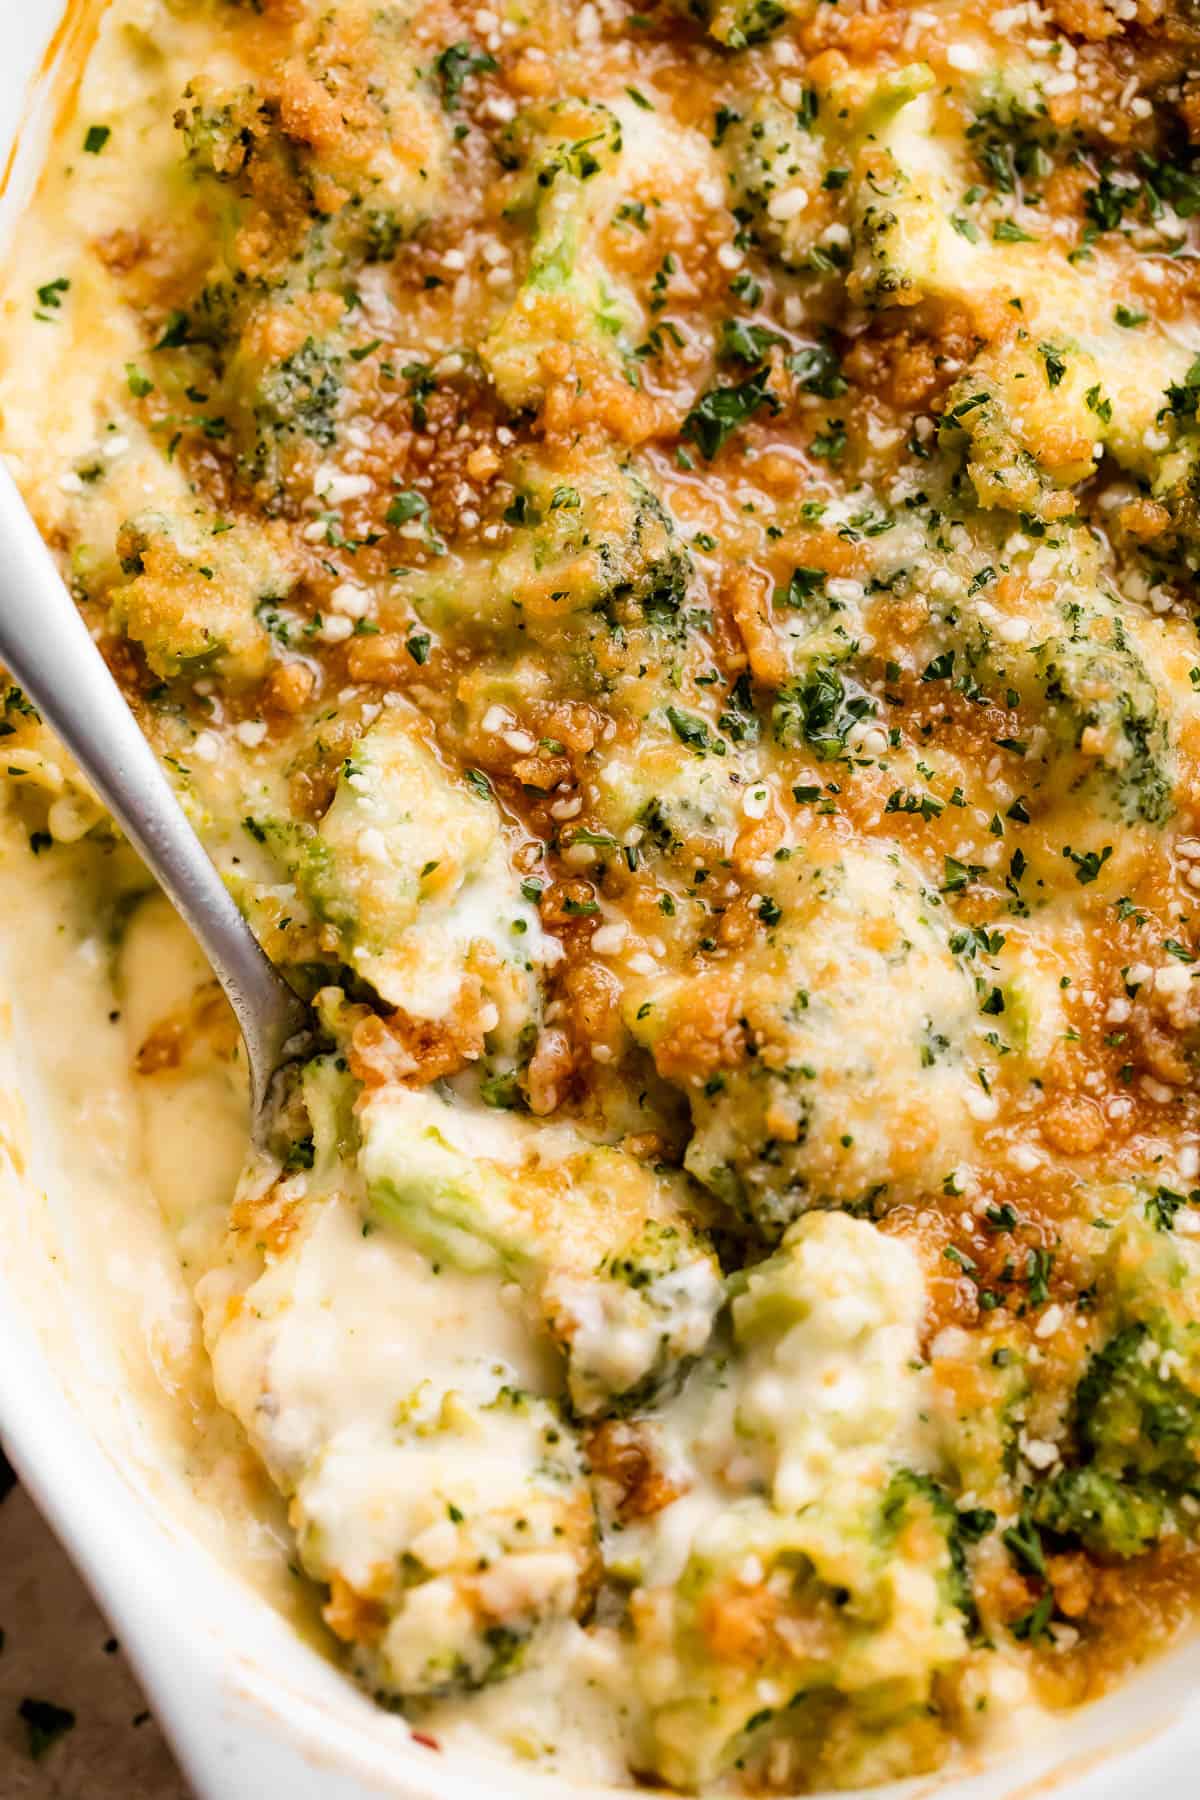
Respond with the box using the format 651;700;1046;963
665;706;713;752
386;489;427;528
787;342;847;398
681;367;779;459
434;42;499;111
992;219;1036;243
1002;1509;1046;1579
34;277;69;319
1025;1246;1053;1307
1063;844;1112;885
1146;1185;1199;1232
942;856;985;893
778;566;827;608
1038;343;1066;388
720;318;782;363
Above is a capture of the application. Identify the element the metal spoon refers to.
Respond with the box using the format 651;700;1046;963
0;463;310;1125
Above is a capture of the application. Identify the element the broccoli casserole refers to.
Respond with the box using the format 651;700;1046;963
4;0;1200;1788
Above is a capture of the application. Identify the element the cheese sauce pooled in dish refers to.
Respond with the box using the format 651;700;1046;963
4;0;1200;1790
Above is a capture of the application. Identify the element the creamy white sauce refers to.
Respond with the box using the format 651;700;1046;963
0;0;1103;1784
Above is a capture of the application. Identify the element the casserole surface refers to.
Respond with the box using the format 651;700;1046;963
5;0;1200;1792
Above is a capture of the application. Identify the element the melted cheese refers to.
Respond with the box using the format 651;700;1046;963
5;0;1200;1790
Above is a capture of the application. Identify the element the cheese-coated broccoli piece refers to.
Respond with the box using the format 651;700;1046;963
1031;1467;1164;1560
295;706;543;1047
412;447;690;651
632;1215;966;1790
628;842;984;1237
482;99;635;408
221;291;349;509
109;507;297;685
176;4;448;274
199;1162;596;1700
359;1081;722;1416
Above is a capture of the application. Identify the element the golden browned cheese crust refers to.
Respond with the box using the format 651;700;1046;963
6;0;1200;1790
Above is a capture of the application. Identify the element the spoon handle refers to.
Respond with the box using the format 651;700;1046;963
0;462;307;1114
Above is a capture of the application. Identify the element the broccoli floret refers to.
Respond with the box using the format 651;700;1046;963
939;339;1108;517
359;1082;722;1416
633;1490;965;1789
484;94;727;405
720;98;832;272
222;294;349;506
0;685;109;847
108;508;297;685
202;1062;599;1704
637;765;740;852
173;79;307;290
882;1469;983;1626
326;1380;594;1698
482;98;636;407
582;729;757;879
204;1059;600;1701
248;335;341;449
719;62;981;303
1023;1215;1200;1557
892;526;1176;832
1076;1322;1200;1491
632;1219;964;1789
831;53;1132;316
1133;358;1200;573
291;705;542;1042
729;1213;932;1499
704;0;794;44
959;61;1119;219
651;0;812;44
412;448;691;650
969;594;1172;828
837;64;958;308
174;6;449;275
1147;440;1200;570
932;246;1200;579
177;82;262;180
595;1213;977;1787
803;58;1056;311
628;843;983;1237
941;325;1195;527
930;1322;1029;1498
1031;1467;1164;1559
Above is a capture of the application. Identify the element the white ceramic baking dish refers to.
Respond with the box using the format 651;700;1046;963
1;5;1200;1797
